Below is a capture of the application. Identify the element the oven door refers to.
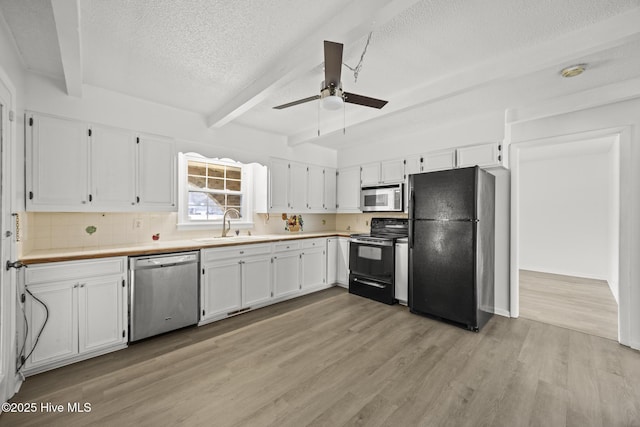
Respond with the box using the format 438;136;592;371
349;240;394;283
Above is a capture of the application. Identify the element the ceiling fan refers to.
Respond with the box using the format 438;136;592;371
273;40;388;111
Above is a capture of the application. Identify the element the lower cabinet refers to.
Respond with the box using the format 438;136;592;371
395;240;409;305
23;257;127;375
301;239;327;291
273;241;302;298
200;244;272;323
337;237;350;287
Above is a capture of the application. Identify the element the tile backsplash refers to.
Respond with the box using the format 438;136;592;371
19;212;337;255
18;211;407;255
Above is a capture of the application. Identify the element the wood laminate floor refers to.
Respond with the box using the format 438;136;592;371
3;287;639;427
519;270;619;341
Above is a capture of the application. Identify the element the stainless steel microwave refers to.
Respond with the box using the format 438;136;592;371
361;184;403;212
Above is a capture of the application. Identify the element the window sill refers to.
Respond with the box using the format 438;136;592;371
177;221;254;231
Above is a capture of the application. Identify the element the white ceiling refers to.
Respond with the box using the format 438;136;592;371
1;0;639;149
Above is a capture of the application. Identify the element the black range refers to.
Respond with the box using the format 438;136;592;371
349;217;408;305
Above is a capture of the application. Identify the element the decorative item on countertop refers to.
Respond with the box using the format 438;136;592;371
85;225;97;235
152;233;160;241
282;214;303;232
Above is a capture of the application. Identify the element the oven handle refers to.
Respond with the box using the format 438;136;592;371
350;238;393;247
353;277;387;289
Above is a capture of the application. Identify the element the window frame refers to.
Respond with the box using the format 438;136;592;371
177;152;254;230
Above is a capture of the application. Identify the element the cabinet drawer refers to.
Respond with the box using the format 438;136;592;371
273;240;302;253
202;243;271;262
25;257;126;285
302;238;326;249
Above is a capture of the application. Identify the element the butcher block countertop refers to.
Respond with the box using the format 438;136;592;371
20;231;352;265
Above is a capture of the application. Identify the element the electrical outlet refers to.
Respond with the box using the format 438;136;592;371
134;219;143;229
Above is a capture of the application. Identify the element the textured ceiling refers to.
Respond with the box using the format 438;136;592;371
0;0;639;148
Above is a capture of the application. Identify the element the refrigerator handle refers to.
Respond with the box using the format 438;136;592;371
409;189;415;249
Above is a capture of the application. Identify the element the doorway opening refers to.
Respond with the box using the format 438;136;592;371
516;135;620;340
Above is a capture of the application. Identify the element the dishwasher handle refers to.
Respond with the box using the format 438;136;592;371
130;252;199;270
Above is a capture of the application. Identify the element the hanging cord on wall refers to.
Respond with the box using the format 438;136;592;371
16;288;49;373
343;32;373;83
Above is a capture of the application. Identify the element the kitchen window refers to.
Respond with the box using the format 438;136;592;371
177;153;254;229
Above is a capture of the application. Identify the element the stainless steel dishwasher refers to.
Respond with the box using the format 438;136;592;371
129;251;199;342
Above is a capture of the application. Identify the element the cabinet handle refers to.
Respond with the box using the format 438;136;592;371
239;251;244;254
80;283;85;288
73;284;79;288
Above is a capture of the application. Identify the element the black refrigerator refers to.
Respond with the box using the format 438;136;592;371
408;166;495;331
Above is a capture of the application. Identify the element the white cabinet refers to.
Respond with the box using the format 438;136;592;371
200;244;272;323
381;159;406;183
269;159;337;213
423;148;457;172
361;160;405;187
23;257;127;375
289;162;307;211
327;238;338;285
201;259;242;320
395;240;408;305
324;167;337;211
26;112;177;212
137;135;176;211
405;155;423;176
301;239;326;291
90;125;137;209
273;251;301;298
27;114;89;210
269;158;290;211
307;165;325;210
336;166;361;212
456;142;502;168
360;163;381;187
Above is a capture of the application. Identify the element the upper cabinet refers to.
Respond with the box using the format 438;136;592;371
423;143;502;172
336;166;361;213
27;114;90;210
360;159;405;187
268;158;337;213
26;113;177;212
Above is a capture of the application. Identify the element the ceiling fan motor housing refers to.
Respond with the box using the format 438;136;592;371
321;81;343;99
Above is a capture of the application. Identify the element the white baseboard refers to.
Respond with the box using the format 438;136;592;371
493;308;511;318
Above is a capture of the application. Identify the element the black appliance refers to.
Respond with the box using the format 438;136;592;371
408;166;495;331
349;217;408;304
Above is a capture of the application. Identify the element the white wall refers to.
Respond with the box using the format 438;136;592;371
519;142;615;283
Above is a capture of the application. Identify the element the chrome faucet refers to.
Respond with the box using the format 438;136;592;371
221;208;241;237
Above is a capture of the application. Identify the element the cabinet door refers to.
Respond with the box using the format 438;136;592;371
269;158;289;212
456;143;501;168
423;149;456;172
301;247;326;290
394;242;408;304
202;260;242;320
405;155;423;175
137;135;176;210
307;165;325;211
242;256;272;307
360;163;380;186
25;281;78;368
326;239;338;285
324;168;337;212
337;238;350;286
273;252;300;298
289;162;307;211
27;114;89;210
336;166;361;212
90;126;137;209
380;159;405;183
78;275;126;353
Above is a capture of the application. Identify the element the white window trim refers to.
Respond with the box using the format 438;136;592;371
177;152;254;230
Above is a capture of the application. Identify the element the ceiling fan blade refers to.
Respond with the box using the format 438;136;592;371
324;41;343;88
273;95;320;110
343;92;388;109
